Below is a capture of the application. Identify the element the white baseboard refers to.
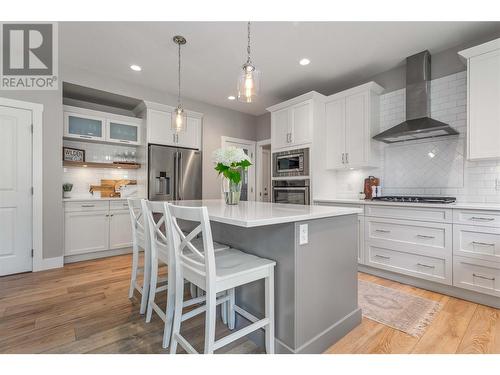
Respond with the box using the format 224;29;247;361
64;247;132;264
34;256;64;271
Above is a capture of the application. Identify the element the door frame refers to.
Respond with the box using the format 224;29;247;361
220;136;256;201
0;97;44;272
256;139;271;202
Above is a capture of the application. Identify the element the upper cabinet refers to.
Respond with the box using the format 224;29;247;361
64;106;142;145
459;38;500;161
136;101;202;150
268;93;321;151
325;82;383;170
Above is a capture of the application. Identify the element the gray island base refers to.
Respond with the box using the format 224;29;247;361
173;200;362;354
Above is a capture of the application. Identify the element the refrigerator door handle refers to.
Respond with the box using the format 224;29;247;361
173;151;178;200
178;152;183;200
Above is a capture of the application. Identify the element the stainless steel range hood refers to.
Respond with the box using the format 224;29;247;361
373;50;459;144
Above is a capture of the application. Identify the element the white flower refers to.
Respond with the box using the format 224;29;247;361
213;147;250;167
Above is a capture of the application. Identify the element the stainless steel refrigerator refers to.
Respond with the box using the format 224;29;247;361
148;144;202;201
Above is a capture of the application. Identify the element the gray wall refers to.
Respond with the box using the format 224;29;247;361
255;113;271;141
366;32;500;93
0;89;63;259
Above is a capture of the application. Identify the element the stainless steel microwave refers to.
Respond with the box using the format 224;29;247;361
272;148;310;177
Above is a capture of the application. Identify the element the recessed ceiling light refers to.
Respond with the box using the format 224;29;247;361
130;64;142;72
227;95;236;101
299;58;311;66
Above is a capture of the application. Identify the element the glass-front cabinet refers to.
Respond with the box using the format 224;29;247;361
106;120;141;145
63;106;143;145
64;112;106;141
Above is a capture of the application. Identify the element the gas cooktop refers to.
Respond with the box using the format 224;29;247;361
372;196;457;204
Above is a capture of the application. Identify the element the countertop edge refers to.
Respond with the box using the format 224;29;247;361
314;198;500;211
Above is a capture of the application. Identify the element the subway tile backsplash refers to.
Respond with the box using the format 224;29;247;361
335;71;500;203
62;140;140;199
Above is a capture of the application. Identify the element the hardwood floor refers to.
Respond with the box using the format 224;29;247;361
327;272;500;354
1;254;499;354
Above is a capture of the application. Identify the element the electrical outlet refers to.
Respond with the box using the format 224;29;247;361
299;224;308;245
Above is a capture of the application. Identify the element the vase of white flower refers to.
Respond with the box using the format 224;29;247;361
213;147;252;205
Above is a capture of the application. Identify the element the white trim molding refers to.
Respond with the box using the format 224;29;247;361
0;97;44;272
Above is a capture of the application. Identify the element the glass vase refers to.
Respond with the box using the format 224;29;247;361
223;178;242;205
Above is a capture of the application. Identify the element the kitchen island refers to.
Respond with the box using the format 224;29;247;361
170;199;362;354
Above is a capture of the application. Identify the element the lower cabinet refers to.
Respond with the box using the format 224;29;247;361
454;256;500;297
64;200;132;257
64;210;110;255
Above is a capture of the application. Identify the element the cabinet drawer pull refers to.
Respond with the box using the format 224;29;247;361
374;254;390;260
417;263;435;269
473;273;495;281
417;234;435;239
80;135;92;139
470;217;495;221
119;140;130;143
81;204;95;208
375;229;391;233
472;241;495;247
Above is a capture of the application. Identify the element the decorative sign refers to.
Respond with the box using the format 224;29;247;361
63;147;85;162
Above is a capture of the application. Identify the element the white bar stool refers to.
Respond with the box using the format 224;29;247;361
166;203;276;354
127;198;150;315
142;200;231;348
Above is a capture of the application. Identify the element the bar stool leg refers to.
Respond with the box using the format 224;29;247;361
162;269;176;348
265;269;275;354
145;257;158;323
204;289;217;354
228;288;235;330
140;248;150;315
169;271;185;354
129;244;139;299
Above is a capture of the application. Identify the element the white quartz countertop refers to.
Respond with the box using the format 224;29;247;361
314;197;500;211
168;199;361;228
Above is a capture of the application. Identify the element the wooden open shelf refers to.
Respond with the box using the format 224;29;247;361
63;160;141;169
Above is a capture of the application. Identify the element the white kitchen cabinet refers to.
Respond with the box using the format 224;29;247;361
146;108;177;146
459;39;500;161
64;200;132;258
106;119;141;145
64;210;110;256
64;106;143;145
177;116;202;150
271;108;291;149
109;209;133;249
325;82;383;170
138;102;202;150
268;97;314;150
64;111;106;141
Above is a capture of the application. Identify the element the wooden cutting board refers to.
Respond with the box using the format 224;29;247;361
89;179;137;198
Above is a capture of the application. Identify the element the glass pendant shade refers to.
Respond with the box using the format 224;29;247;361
171;106;187;133
237;64;260;103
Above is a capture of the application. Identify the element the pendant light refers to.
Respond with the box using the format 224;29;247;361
237;22;260;103
172;35;187;133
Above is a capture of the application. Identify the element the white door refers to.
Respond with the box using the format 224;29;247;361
0;106;32;276
290;102;312;146
271;108;290;149
325;98;346;169
221;137;256;201
147;109;176;146
345;92;368;167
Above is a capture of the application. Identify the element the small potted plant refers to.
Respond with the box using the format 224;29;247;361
213;147;251;205
62;183;73;199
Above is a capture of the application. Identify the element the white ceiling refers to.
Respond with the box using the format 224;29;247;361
60;22;500;116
